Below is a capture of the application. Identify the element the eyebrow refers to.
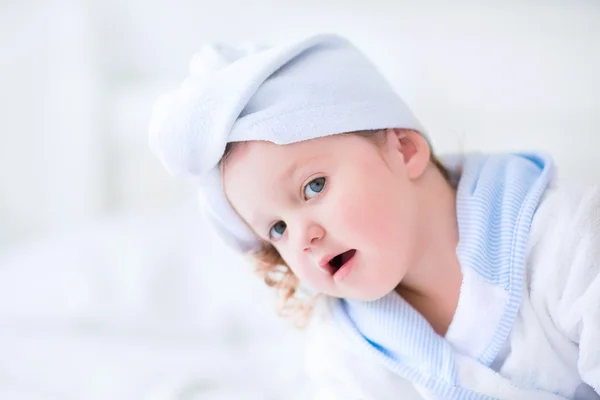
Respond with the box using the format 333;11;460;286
279;154;324;184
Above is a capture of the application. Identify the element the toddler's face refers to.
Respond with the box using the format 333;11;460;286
223;131;426;301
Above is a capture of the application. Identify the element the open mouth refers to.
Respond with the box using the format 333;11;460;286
327;249;356;275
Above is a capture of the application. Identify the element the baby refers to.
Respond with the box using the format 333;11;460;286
149;34;600;399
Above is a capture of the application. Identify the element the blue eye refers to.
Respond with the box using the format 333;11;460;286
269;221;286;240
304;177;326;200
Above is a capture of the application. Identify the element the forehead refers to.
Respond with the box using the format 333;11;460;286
225;134;355;176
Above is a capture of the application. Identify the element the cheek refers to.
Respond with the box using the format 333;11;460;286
328;174;415;241
278;248;311;278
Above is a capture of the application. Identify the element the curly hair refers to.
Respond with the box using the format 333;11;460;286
220;129;450;328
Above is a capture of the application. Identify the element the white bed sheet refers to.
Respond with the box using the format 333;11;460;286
0;204;313;399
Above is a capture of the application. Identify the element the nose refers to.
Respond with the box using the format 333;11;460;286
299;222;325;253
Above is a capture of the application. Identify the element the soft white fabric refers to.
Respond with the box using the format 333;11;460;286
305;181;600;399
148;33;425;252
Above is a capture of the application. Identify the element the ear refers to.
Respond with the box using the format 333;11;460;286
384;128;431;180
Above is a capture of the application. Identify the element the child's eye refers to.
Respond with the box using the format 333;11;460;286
303;177;326;200
269;221;287;240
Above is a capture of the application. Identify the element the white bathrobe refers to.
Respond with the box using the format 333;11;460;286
304;180;600;400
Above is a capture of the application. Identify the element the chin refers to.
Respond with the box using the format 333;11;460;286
349;287;394;302
326;276;401;302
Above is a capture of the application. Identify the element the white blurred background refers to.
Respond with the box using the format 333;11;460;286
1;1;599;399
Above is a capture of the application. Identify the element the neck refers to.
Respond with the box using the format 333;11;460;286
395;165;462;336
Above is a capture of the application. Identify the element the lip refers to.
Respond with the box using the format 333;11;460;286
317;250;357;282
317;254;337;275
318;254;336;271
332;250;356;282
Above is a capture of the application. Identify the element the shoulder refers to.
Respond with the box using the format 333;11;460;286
527;178;600;315
303;297;424;400
529;178;600;251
